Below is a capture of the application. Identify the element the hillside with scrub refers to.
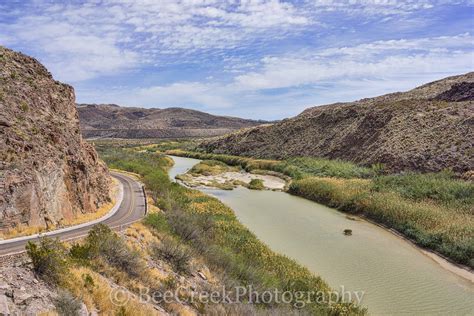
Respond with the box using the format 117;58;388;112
200;73;474;175
92;144;366;315
2;144;366;315
77;103;268;139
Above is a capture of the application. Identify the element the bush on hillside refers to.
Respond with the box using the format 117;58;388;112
151;237;192;274
143;212;170;233
85;224;143;277
54;290;82;316
26;237;69;285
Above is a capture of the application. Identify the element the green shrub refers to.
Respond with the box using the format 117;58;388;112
69;243;92;264
26;237;69;285
372;171;474;206
248;178;265;190
143;212;170;233
189;160;237;176
54;290;82;316
166;210;202;242
282;157;375;179
82;273;95;294
20;101;29;112
166;150;375;179
203;245;264;286
143;170;170;204
86;224;143;277
152;237;192;274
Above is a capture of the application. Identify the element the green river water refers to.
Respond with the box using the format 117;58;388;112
168;156;474;315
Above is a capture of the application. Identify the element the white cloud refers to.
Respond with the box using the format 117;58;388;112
3;14;139;81
1;0;311;81
3;0;469;83
78;33;474;119
117;0;310;52
2;1;473;119
308;0;457;15
136;82;233;109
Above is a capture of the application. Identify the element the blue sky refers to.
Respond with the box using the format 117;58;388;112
1;1;473;120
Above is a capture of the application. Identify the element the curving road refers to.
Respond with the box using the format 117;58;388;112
0;172;146;257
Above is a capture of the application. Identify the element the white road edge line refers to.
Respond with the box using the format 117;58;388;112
0;177;125;246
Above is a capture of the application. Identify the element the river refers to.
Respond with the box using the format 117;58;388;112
168;155;474;315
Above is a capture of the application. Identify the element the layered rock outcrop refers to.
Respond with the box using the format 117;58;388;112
0;46;110;231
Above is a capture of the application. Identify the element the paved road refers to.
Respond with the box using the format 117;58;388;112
0;172;146;257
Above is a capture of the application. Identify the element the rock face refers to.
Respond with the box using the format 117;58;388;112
201;73;474;173
434;82;474;102
0;46;110;231
0;255;56;315
77;104;268;139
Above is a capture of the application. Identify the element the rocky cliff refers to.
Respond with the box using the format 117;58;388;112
77;104;267;139
201;73;474;174
0;46;111;231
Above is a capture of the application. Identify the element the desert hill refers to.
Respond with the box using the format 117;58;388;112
200;73;474;174
77;103;267;139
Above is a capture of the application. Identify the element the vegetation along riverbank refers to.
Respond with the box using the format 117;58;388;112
161;146;474;271
94;143;366;315
174;159;287;191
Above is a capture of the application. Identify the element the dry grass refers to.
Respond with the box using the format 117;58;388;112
124;222;159;252
38;311;57;316
167;303;197;316
0;224;54;240
67;266;160;316
147;196;161;214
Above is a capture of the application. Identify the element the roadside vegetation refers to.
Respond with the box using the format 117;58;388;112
27;142;364;314
164;147;474;269
95;144;366;315
26;225;159;315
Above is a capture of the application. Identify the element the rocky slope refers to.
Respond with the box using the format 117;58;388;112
0;46;110;232
78;104;267;139
201;73;474;174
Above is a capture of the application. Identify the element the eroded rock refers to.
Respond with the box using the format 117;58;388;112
0;46;111;232
0;294;10;316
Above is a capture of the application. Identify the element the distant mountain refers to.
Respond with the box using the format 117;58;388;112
77;104;268;139
0;46;110;231
200;73;474;174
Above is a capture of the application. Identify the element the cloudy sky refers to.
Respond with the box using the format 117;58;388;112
1;0;473;119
